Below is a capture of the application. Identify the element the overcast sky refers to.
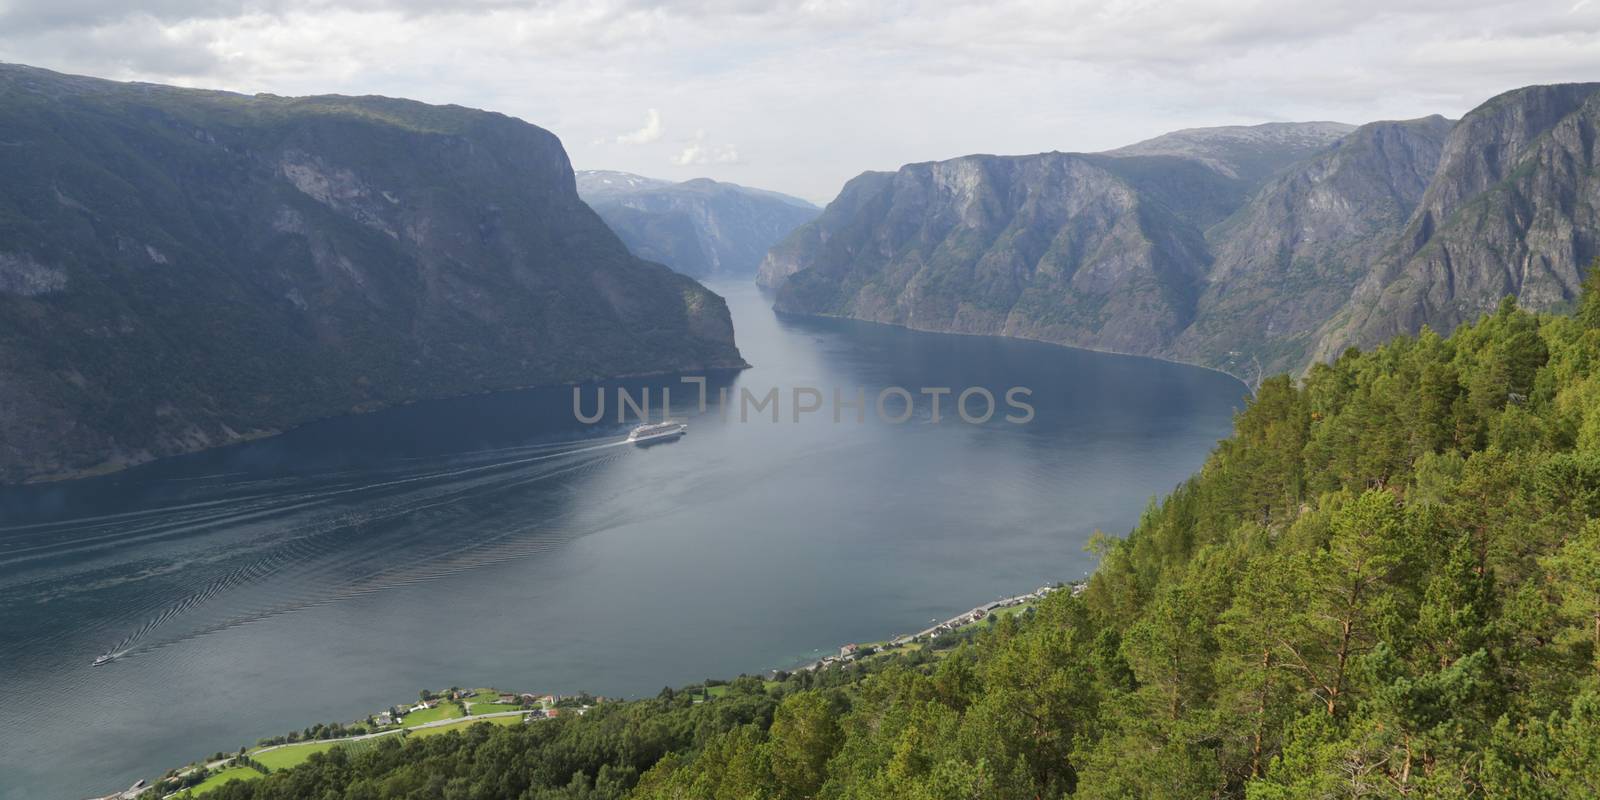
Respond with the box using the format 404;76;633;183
2;0;1597;203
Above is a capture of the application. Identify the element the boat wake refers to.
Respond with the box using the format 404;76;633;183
0;434;644;665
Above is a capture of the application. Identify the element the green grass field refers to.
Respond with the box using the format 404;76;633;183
248;732;402;771
189;690;525;782
252;740;342;771
330;736;390;757
401;702;464;727
409;716;521;739
988;603;1035;621
467;690;521;715
187;766;261;795
470;703;521;714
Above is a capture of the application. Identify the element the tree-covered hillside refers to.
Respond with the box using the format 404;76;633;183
198;271;1600;799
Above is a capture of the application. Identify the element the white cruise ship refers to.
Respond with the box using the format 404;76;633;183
627;420;687;444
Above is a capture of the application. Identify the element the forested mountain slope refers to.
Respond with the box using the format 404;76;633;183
0;65;744;482
196;274;1600;799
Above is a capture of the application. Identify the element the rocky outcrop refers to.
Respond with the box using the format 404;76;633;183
0;64;745;483
1175;116;1454;376
1313;84;1600;360
577;171;818;278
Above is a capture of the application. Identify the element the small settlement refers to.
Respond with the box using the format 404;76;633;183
105;688;604;799
799;583;1068;673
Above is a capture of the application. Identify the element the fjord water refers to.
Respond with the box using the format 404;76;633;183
0;283;1243;800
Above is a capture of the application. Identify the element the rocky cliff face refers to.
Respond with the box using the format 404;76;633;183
577;171;818;279
765;153;1221;355
761;123;1354;365
0;65;745;483
1313;84;1600;360
756;171;896;290
1175;116;1454;376
767;87;1600;384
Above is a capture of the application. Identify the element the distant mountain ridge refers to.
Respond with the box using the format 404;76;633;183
763;87;1600;381
0;64;745;483
577;170;819;279
1105;120;1357;183
759;121;1355;377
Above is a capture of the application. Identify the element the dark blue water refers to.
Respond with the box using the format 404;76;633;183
0;283;1245;800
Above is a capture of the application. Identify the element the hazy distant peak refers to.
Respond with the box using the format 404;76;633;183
576;169;818;210
1110;121;1358;156
726;184;821;211
575;169;819;278
1106;121;1357;182
574;169;676;199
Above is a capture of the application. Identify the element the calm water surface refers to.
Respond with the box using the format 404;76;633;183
0;283;1245;799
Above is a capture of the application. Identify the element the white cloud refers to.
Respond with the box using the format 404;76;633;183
614;108;662;145
1;0;1599;203
672;130;740;165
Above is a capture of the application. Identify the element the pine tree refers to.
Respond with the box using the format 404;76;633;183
1578;258;1600;330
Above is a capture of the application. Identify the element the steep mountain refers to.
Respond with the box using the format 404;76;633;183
576;170;819;278
0;64;745;483
762;153;1209;355
1173;116;1454;376
766;88;1600;383
1314;83;1600;360
759;123;1354;362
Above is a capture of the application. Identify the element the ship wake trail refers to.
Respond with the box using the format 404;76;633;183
0;437;629;569
96;437;631;660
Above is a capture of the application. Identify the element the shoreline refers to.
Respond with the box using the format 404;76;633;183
769;306;1260;394
104;580;1085;799
785;582;1073;674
